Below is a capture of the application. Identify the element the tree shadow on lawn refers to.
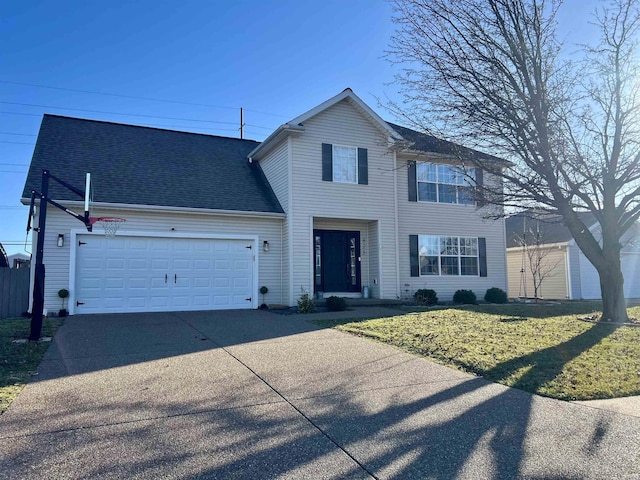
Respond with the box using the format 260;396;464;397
400;301;605;319
482;322;620;399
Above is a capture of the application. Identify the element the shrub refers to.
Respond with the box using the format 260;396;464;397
413;289;438;306
297;289;316;313
326;296;348;311
453;289;477;304
484;287;508;304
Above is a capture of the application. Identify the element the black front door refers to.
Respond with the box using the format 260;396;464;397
314;230;361;293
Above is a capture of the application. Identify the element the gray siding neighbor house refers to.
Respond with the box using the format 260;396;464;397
22;89;507;315
506;211;640;300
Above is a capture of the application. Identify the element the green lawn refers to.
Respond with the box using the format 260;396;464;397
315;302;640;401
0;317;63;414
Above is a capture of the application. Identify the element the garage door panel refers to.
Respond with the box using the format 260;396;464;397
106;258;125;270
75;235;254;314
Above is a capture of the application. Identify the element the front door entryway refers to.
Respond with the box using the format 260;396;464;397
314;230;361;293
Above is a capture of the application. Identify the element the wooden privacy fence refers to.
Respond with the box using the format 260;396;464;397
0;268;30;319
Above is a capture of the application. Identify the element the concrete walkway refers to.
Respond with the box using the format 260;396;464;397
1;308;639;479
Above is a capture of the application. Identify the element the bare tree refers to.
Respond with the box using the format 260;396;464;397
514;219;562;300
388;0;640;321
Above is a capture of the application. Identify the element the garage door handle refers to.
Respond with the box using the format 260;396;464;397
76;301;85;306
165;274;167;284
174;274;177;284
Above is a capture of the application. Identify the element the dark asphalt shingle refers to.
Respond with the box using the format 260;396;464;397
22;115;283;214
387;122;503;162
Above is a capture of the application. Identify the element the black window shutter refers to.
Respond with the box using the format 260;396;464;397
322;143;333;181
408;161;417;201
475;168;485;207
478;237;487;277
410;235;419;277
357;148;368;185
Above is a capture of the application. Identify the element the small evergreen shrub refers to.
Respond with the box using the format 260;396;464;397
297;289;316;313
484;287;508;304
326;296;348;311
453;289;477;304
413;289;438;306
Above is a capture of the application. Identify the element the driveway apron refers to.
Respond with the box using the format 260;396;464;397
1;309;638;479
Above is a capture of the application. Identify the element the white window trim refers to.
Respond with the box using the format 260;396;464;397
418;234;479;277
416;162;475;206
332;144;358;184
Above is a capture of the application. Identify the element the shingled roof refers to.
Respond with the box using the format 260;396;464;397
387;122;504;163
22;115;284;214
505;211;598;248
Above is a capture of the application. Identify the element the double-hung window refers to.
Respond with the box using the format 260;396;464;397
332;146;358;183
418;235;479;276
417;163;475;205
322;143;368;185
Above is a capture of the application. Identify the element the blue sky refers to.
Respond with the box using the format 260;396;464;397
1;0;597;256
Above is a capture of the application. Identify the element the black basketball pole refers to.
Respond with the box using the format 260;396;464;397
28;169;92;341
30;170;49;341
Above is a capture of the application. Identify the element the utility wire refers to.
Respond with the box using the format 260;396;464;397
0;141;33;145
0;101;239;125
0;106;278;133
0;111;40;117
0;132;36;136
0;79;292;118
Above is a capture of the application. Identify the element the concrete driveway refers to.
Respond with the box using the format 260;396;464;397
1;308;638;479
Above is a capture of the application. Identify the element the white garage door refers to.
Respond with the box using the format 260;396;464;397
74;234;255;314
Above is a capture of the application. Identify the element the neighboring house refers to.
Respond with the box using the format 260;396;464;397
22;88;508;315
7;253;30;269
506;211;640;300
0;243;8;268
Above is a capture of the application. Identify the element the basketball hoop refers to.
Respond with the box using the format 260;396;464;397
90;217;126;239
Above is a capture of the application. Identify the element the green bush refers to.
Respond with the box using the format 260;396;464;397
414;288;438;305
484;287;508;304
326;296;348;311
297;290;316;313
453;289;477;304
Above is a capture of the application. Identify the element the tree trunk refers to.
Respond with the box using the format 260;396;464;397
599;264;628;323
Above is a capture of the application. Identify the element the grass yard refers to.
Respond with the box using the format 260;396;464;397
0;317;63;414
315;302;640;401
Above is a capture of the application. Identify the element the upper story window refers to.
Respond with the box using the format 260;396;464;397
333;146;358;183
322;143;368;185
417;163;475;205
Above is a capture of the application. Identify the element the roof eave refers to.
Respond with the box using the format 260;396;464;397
20;198;286;218
248;123;305;160
287;88;403;142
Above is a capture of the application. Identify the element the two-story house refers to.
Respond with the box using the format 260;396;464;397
22;89;507;315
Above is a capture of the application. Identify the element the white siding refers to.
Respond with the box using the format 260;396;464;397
257;138;291;305
568;244;582;299
574;225;640;300
397;158;507;301
34;207;283;314
506;247;568;299
289;99;398;300
259;139;289;212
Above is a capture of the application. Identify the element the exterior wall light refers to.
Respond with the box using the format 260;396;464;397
57;234;64;247
263;241;269;252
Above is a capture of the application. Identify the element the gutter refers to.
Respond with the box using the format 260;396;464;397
20;198;286;219
506;241;569;252
247;123;305;160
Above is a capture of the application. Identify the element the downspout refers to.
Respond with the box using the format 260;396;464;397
393;148;400;299
565;245;573;299
281;218;284;305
